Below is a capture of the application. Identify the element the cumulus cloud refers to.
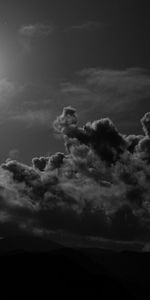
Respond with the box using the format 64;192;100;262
1;107;150;249
54;106;127;163
126;135;144;153
1;69;150;247
141;112;150;136
32;156;49;172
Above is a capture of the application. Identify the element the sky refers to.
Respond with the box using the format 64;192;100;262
1;0;150;248
0;0;150;163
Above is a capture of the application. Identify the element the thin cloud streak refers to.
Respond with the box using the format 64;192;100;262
10;109;53;127
0;68;150;133
19;23;55;38
71;21;108;31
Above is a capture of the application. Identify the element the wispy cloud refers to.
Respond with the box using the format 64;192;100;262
79;68;150;91
19;23;55;38
60;82;90;94
19;23;55;53
10;109;53;127
71;21;107;31
8;149;20;160
58;68;150;132
1;68;150;134
0;78;17;104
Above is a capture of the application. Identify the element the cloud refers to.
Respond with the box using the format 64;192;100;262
0;78;17;105
0;81;57;127
141;112;150;136
0;78;25;124
19;23;55;54
60;82;90;94
32;156;50;172
19;23;54;38
1;107;150;249
10;109;53;127
54;106;127;164
0;69;150;248
1;67;150;134
8;149;20;161
71;21;107;31
79;68;150;95
58;68;150;133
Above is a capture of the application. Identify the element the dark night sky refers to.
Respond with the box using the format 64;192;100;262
0;0;150;163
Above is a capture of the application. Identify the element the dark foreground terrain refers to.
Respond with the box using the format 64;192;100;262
0;236;149;299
